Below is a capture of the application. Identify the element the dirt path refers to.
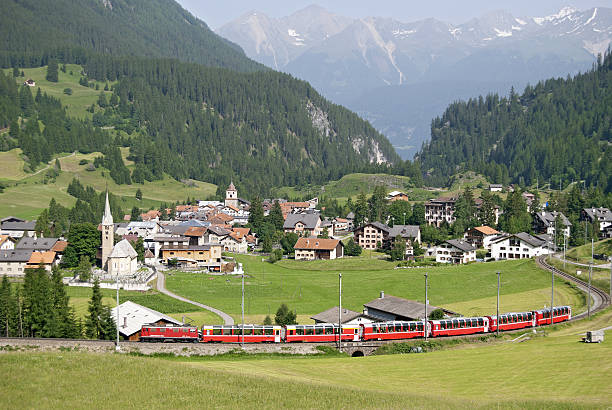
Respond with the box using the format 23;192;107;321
31;151;76;177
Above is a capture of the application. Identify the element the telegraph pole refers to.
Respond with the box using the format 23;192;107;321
563;234;566;270
116;274;120;351
551;264;554;326
424;272;428;342
241;272;245;348
588;239;593;319
338;273;342;351
496;271;501;337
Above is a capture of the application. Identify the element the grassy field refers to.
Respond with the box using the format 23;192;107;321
548;257;611;294
566;238;612;264
165;256;587;324
5;64;113;119
1;310;609;408
65;286;222;325
0;148;28;180
0;149;217;219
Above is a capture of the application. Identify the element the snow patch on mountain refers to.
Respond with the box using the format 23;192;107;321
392;28;416;38
287;29;305;46
585;8;598;26
449;27;461;38
515;18;527;26
494;28;512;37
534;6;578;25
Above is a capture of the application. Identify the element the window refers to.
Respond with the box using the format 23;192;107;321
254;327;263;336
222;328;232;335
417;323;423;331
478;318;483;326
315;327;323;335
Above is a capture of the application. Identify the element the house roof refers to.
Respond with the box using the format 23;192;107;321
1;216;25;223
0;250;33;262
51;240;68;252
211;213;234;222
388;225;420;238
583;207;612;223
536;211;571;227
109;239;138;259
111;301;183;337
490;232;546;248
16;237;59;251
294;237;341;251
311;306;363;324
161;244;219;251
140;210;161;221
0;235;15;247
445;239;476;252
364;295;447;320
1;221;36;231
153;235;189;242
472;226;500;235
144;249;155;258
207;225;230;236
127;221;159;229
335;218;348;223
283;213;320;230
232;227;250;238
27;251;56;265
184;227;207;237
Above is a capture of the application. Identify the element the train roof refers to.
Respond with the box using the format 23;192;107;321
429;316;488;323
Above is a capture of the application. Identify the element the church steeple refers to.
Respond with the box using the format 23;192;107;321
102;191;113;226
101;191;114;269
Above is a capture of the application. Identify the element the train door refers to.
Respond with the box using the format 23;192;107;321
353;327;359;341
274;328;281;343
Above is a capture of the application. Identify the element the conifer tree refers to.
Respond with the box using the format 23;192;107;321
46;59;59;82
85;280;103;339
269;200;284;231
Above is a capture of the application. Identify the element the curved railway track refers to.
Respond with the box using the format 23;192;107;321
536;255;611;320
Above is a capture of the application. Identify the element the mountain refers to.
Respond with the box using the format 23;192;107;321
416;50;612;193
0;0;261;72
219;6;612;158
0;0;400;197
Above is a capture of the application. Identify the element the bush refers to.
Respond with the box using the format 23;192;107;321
85;163;96;172
268;249;283;263
79;159;88;165
274;304;297;326
63;88;72;95
428;309;444;320
476;249;488;260
344;238;362;256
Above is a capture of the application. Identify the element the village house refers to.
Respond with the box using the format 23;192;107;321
24;79;36;87
294;237;344;260
386;191;410;202
160;243;222;271
221;231;248;253
489;184;503;192
581;207;612;238
111;301;183;341
463;226;500;249
207;225;231;243
184;226;208;246
283;212;322;237
0;219;37;238
489;232;553;260
425;196;457;227
125;221;161;238
320;219;335;237
333;218;349;233
353;222;421;255
26;251;56;271
208;212;234;226
522;192;536;212
0;250;32;276
533;211;571;238
436;239;476;264
140;210;161;222
363;292;455;321
311;306;372;325
0;235;17;250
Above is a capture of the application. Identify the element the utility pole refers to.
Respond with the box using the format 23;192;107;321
338;273;342;351
424;272;428;342
241;272;245;348
609;257;611;302
116;274;120;351
496;271;501;337
588;239;593;319
563;234;566;270
551;263;554;326
403;212;406;225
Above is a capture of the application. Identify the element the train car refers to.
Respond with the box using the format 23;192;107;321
487;311;535;332
361;321;428;341
139;325;199;342
533;306;571;326
284;323;360;343
429;317;489;337
200;325;281;343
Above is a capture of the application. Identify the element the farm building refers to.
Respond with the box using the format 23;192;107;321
111;301;183;341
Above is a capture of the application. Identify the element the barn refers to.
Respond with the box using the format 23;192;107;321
111;301;183;341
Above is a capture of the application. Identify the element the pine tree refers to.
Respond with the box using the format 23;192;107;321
248;196;264;234
46;59;59;82
99;306;117;341
269;200;284;231
135;188;142;200
0;275;16;337
12;67;19;77
78;255;91;282
85;280;103;339
354;192;368;228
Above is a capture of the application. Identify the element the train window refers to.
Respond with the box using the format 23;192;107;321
305;327;314;335
325;326;333;335
417;323;423;331
254;328;263;336
315;327;323;335
471;319;477;327
452;320;458;328
296;327;304;335
213;328;221;335
478;318;483;326
222;328;231;335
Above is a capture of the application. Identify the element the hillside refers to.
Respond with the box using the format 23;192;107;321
417;51;612;192
0;0;261;73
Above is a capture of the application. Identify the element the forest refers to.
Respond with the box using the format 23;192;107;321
417;51;612;194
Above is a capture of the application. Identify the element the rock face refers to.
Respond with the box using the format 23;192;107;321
219;6;612;159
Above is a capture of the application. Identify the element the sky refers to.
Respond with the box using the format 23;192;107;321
177;0;612;30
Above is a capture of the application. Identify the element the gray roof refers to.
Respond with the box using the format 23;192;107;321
127;221;159;229
207;225;230;236
364;295;447;320
16;237;59;251
1;216;25;223
346;212;355;220
154;235;188;242
109;239;138;259
446;239;476;252
180;219;210;227
162;225;191;235
516;232;546;247
389;225;420;239
283;213;320;230
311;306;363;324
1;221;36;231
111;301;182;337
583;207;612;223
0;250;33;262
536;211;571;227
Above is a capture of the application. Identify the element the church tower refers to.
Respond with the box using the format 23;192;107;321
101;191;114;269
225;181;238;208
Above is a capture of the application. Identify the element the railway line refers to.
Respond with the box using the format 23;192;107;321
535;255;611;319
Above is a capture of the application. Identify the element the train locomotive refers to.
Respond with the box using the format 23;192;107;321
139;305;571;344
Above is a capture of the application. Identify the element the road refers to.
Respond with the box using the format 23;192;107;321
552;254;611;269
31;151;76;176
156;270;235;325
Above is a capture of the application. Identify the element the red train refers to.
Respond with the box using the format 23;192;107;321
139;306;571;343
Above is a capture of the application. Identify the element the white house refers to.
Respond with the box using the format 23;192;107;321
436;239;476;264
534;211;571;238
581;208;612;237
489;232;553;260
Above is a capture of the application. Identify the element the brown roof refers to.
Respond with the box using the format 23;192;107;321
144;249;155;258
211;213;233;222
472;226;500;235
184;227;207;237
140;210;161;221
27;251;56;266
232;227;250;238
335;218;348;223
176;205;198;212
0;235;11;246
294;237;341;251
51;240;68;252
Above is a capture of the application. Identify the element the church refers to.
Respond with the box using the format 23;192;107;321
101;192;138;276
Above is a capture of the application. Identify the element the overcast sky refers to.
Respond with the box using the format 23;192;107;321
177;0;612;30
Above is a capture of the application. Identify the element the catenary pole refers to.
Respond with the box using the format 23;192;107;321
551;262;554;326
241;272;245;348
588;239;593;319
116;274;120;351
338;273;342;351
496;271;501;337
424;272;428;342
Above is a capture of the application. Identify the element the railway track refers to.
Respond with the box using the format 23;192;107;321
536;255;611;320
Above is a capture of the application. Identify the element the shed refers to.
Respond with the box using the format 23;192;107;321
363;293;456;321
111;301;183;341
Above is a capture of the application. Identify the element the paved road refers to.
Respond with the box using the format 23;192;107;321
156;270;234;325
552;254;611;269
